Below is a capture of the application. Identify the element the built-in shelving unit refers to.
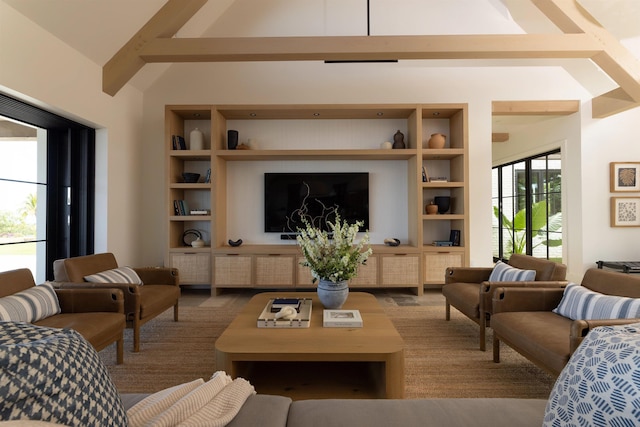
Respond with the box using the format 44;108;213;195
164;104;468;294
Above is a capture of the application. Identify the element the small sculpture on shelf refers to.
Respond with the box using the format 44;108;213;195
392;130;405;149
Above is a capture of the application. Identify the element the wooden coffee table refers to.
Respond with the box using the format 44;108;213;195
215;292;405;400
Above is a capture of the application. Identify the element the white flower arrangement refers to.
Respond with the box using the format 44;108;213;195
297;209;372;284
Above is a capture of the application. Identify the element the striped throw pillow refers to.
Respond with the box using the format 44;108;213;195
0;282;61;323
488;261;536;282
552;282;640;320
84;266;143;285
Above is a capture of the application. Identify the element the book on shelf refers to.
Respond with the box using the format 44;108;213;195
323;309;363;328
432;240;453;247
189;209;210;215
172;135;187;150
204;168;211;184
257;298;312;328
173;200;190;216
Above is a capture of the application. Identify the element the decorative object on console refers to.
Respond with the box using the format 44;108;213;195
191;237;205;248
434;196;451;214
182;229;202;247
182;172;200;183
427;133;446;149
610;162;640;192
392;130;405;149
190;128;203;150
228;239;243;247
227;130;238;150
384;238;401;246
426;201;438;215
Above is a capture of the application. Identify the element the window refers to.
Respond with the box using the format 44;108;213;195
492;150;562;262
0;93;95;282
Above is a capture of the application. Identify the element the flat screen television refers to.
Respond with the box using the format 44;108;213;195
264;172;369;233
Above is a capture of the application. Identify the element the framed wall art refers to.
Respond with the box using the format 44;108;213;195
610;162;640;192
611;197;640;227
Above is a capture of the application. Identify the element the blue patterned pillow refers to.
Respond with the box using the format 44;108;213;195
0;321;127;426
553;283;640;320
544;323;640;426
0;282;61;323
488;261;536;282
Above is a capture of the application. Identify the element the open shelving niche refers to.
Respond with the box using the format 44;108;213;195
164;104;469;295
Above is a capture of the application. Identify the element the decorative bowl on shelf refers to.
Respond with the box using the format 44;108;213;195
182;172;200;183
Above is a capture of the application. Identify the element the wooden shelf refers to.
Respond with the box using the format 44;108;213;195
216;149;417;161
421;148;464;159
165;103;469;295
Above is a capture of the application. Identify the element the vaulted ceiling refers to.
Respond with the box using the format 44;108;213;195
5;0;640;118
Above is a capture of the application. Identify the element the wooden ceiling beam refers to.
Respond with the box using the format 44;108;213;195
102;0;207;96
137;34;600;63
532;0;640;117
492;100;580;115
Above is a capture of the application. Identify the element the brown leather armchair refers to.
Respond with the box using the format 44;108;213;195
491;268;640;376
54;253;180;352
0;268;126;364
442;254;567;350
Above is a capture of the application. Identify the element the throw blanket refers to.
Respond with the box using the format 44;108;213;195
127;372;256;427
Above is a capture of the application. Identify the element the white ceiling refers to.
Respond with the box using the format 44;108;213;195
3;0;640;133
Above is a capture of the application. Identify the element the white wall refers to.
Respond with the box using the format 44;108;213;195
0;1;146;267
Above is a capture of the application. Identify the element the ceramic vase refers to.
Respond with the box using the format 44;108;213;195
426;203;438;215
227;130;238;150
317;279;349;309
428;133;446;149
434;196;451;214
190;128;204;150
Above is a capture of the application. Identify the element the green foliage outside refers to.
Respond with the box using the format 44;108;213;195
0;193;38;254
493;200;562;257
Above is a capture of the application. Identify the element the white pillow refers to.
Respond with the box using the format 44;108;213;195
84;266;143;285
552;282;640;320
0;282;61;323
544;323;640;426
488;261;536;282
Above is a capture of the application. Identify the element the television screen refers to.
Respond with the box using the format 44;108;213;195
264;172;369;233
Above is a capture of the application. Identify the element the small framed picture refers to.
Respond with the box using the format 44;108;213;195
610;162;640;192
611;197;640;227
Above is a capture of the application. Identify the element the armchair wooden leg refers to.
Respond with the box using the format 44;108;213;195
116;335;124;365
493;335;500;363
445;302;450;321
479;316;486;352
133;318;141;353
174;303;179;322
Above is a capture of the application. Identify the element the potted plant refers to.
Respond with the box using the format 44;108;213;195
296;208;372;309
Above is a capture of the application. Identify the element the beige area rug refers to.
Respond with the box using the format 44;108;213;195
101;289;555;399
